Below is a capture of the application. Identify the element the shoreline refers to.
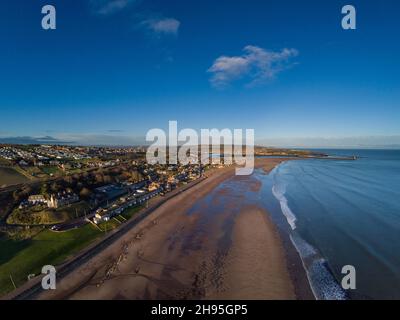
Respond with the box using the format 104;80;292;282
265;160;348;300
6;158;314;300
257;159;316;300
255;159;315;300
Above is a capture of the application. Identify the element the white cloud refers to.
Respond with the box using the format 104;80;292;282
208;45;298;88
142;18;181;36
89;2;181;38
90;0;138;15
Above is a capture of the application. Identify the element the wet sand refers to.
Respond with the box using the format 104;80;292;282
209;206;295;299
36;158;308;300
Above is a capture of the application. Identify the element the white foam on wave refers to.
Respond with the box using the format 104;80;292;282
290;234;347;300
272;183;297;230
289;232;317;258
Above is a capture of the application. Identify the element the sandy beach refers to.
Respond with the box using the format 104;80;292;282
34;158;309;300
209;205;295;299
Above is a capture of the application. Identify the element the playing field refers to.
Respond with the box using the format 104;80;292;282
0;205;143;296
0;225;103;296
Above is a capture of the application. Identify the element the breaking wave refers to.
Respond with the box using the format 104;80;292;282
290;234;348;300
271;176;297;230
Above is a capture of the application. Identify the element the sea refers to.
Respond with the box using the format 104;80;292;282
259;149;400;300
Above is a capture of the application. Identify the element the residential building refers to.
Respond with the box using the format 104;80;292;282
48;191;79;209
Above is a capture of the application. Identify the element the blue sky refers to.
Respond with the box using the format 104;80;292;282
0;0;400;147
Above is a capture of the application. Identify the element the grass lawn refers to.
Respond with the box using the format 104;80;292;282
120;205;144;220
55;201;91;220
0;224;103;296
23;166;43;177
0;203;145;296
40;166;62;176
98;219;120;232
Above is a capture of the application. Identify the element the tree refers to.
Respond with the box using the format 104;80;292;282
13;190;20;202
80;188;91;199
63;176;73;185
103;175;112;184
131;170;141;182
21;186;32;196
94;173;104;184
40;184;49;196
50;182;59;193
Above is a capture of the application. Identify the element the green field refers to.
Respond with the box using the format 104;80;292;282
0;225;103;296
40;166;62;176
0;204;143;296
0;167;29;187
120;205;144;220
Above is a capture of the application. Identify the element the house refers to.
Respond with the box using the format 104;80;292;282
93;214;100;224
148;182;160;192
47;191;79;209
94;184;128;203
93;208;113;224
19;160;29;166
127;180;147;192
167;176;177;184
19;200;29;209
28;195;47;205
175;173;188;182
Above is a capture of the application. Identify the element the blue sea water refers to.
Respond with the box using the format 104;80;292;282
262;150;400;299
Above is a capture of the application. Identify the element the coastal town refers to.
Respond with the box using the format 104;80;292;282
0;144;323;229
0;143;331;297
0;144;210;228
0;144;221;296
